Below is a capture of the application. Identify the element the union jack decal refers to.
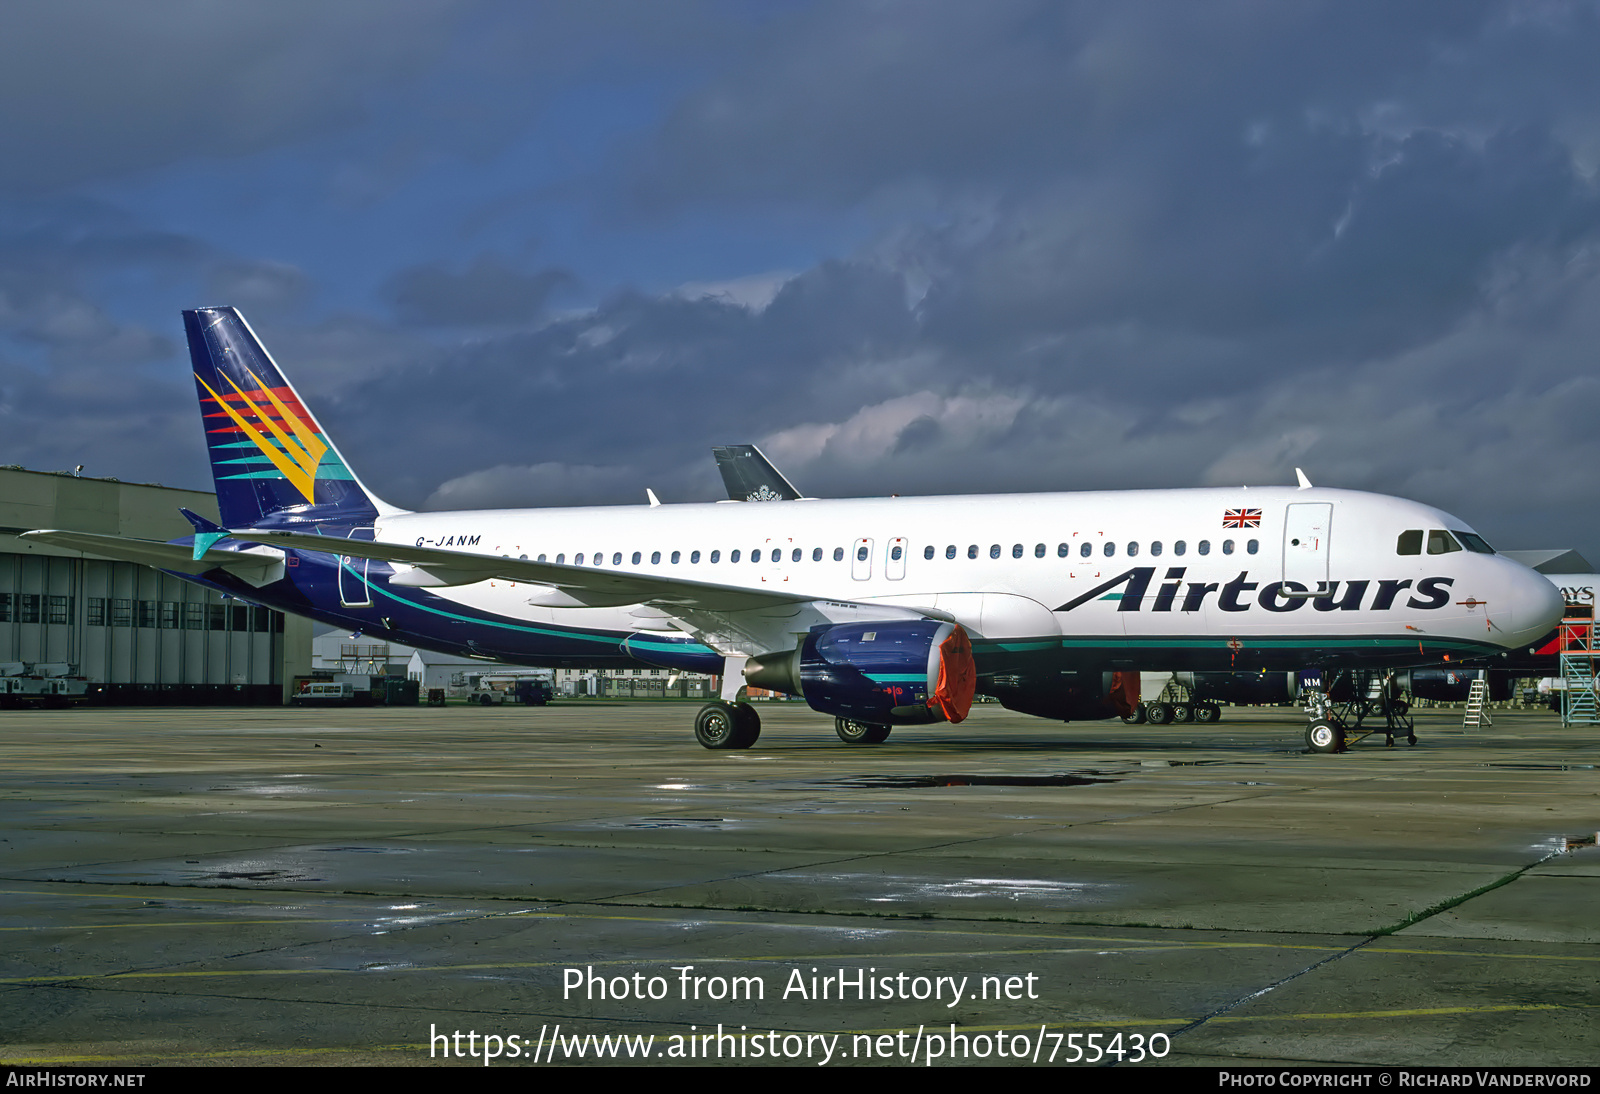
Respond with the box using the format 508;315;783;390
1223;508;1262;528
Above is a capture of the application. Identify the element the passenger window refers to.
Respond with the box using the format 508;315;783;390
1427;530;1462;555
990;544;1001;559
1012;544;1023;559
1150;542;1162;557
1222;540;1234;555
947;545;957;559
792;548;801;562
752;549;762;563
556;553;565;564
968;545;979;559
857;546;869;561
1174;541;1186;556
1397;530;1423;555
575;553;584;565
925;545;935;560
610;552;620;565
1198;540;1210;556
1128;542;1139;557
671;551;680;564
691;550;701;563
1057;543;1069;557
731;549;741;563
1034;543;1045;558
1103;542;1115;557
813;547;823;561
650;551;661;564
631;551;641;565
537;554;546;562
892;545;903;561
1247;539;1258;554
834;547;844;561
1080;542;1092;558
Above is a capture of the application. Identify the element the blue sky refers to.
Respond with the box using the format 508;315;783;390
2;0;1599;562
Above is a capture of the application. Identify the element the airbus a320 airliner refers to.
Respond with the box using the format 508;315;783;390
24;308;1565;752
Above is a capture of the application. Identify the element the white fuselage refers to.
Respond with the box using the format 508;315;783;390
369;485;1562;662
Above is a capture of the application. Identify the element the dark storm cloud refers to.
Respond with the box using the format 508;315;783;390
0;0;472;192
387;254;575;326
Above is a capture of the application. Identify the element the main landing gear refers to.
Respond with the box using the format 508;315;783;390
835;717;891;744
694;700;761;750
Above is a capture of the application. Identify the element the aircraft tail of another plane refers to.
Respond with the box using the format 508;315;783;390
183;307;401;530
712;444;804;501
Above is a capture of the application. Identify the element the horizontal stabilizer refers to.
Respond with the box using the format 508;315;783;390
21;530;282;584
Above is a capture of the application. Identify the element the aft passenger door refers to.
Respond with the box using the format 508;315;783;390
339;527;374;607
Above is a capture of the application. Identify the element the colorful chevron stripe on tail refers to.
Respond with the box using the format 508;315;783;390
184;307;392;530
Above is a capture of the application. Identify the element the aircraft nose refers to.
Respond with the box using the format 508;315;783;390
1506;563;1565;646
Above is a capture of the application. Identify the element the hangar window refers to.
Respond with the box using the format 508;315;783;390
925;545;936;560
0;592;8;622
112;599;132;627
1080;542;1092;558
1427;530;1462;555
1012;544;1023;558
990;544;1001;559
19;594;40;624
1127;542;1139;557
834;547;845;561
1173;541;1186;556
814;548;823;561
1222;540;1234;555
85;598;103;626
1103;542;1115;557
1197;540;1211;555
632;551;642;565
1151;542;1163;556
160;602;178;629
1457;532;1495;554
711;550;721;563
947;545;957;559
1397;530;1423;555
185;604;203;629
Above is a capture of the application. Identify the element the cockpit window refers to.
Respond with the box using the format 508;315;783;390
1426;529;1462;555
1455;531;1495;554
1397;530;1422;555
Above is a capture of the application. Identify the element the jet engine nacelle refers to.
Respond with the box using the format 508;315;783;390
984;670;1128;722
744;619;976;724
1176;671;1299;706
1405;668;1512;703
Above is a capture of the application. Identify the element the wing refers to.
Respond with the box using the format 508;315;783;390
228;528;829;613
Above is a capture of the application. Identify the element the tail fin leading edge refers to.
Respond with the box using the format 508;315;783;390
184;307;395;529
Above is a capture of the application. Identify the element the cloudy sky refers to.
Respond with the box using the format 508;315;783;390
2;1;1598;560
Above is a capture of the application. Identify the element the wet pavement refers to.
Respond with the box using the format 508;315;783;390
0;701;1595;1067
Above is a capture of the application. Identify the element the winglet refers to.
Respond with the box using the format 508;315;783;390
1295;468;1313;490
646;488;661;508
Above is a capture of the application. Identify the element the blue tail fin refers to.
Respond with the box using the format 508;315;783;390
184;307;397;530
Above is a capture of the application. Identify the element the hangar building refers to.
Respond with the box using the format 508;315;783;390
0;466;311;703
